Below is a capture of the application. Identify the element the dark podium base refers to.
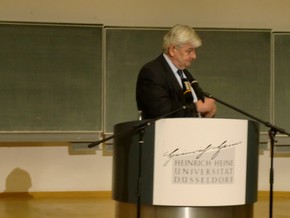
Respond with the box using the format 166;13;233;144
115;201;254;218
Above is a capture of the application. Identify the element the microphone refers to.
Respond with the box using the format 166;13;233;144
190;79;205;102
180;79;195;106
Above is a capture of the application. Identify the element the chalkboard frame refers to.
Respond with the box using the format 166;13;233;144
0;21;103;141
2;23;289;142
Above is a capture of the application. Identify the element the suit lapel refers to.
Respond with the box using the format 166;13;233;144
158;54;183;94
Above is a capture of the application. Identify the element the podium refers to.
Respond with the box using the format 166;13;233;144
112;118;259;218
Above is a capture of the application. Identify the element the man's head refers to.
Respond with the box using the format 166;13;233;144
163;24;202;69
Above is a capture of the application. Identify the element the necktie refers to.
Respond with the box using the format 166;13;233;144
177;70;193;103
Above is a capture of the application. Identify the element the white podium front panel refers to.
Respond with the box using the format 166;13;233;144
153;118;249;207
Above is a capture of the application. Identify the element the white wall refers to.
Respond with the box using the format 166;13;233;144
1;0;290;31
0;0;290;193
0;143;112;192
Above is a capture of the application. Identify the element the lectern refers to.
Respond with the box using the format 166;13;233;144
112;118;259;218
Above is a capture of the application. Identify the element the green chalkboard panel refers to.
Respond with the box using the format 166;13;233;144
105;27;271;132
274;33;290;132
105;27;168;132
0;22;102;132
190;29;271;132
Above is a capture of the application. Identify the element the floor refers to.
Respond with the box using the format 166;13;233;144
0;193;289;218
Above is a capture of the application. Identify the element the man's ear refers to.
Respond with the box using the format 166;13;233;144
167;45;175;57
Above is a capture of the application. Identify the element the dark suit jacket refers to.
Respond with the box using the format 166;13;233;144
136;54;199;119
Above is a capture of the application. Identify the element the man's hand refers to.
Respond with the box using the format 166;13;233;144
196;97;216;117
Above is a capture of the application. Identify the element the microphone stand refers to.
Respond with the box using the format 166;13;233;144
204;92;290;218
87;105;187;148
88;105;188;218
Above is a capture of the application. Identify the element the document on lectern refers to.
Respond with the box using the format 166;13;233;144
153;118;250;207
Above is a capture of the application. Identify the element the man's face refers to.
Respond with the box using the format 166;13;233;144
168;43;197;70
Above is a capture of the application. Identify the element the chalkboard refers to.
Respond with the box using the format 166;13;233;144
0;22;102;132
1;24;272;136
274;33;290;132
105;27;271;132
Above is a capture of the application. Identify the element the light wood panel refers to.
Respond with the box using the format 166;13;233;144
0;191;289;218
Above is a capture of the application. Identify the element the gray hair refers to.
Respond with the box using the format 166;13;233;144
162;24;202;53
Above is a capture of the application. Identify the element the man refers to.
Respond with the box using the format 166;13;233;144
136;24;216;119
